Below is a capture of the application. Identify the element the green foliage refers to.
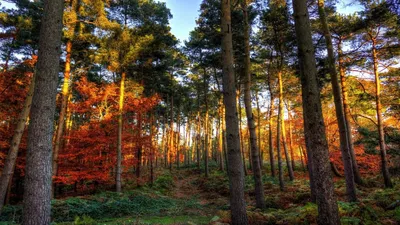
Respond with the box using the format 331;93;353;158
153;173;174;191
73;215;95;225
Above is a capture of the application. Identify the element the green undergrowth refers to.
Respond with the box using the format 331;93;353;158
0;173;203;224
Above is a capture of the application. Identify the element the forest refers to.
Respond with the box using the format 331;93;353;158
0;0;399;224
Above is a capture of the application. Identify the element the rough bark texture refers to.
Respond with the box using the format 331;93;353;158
0;76;35;212
317;0;357;202
337;39;363;185
292;0;340;223
22;0;64;224
116;72;126;192
241;0;265;209
52;40;72;197
370;35;393;188
221;0;249;223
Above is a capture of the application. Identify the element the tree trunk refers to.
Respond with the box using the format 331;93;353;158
22;0;64;223
241;3;265;207
338;38;363;185
370;35;393;188
318;0;357;202
255;91;263;169
169;96;174;171
292;0;340;223
219;103;224;171
196;112;201;170
136;113;143;183
52;40;73;197
0;75;35;212
279;72;294;181
287;104;296;171
116;72;125;192
276;72;285;190
238;91;248;176
267;78;276;177
221;0;249;223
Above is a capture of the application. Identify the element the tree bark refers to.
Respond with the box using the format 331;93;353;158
370;34;393;188
0;75;35;212
22;0;64;224
292;0;340;223
337;39;363;185
52;40;73;197
238;90;248;176
221;0;249;223
241;0;265;208
267;77;276;177
317;0;357;202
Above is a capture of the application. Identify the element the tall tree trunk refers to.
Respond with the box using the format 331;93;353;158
267;79;276;177
276;72;285;190
338;38;363;185
238;91;248;176
255;91;263;168
318;0;357;202
292;0;340;223
219;103;225;171
241;3;266;205
136;112;143;182
0;75;35;212
169;96;174;171
278;72;294;181
221;0;249;223
282;115;294;181
176;112;181;169
287;104;296;171
52;40;73;197
370;35;393;188
22;0;64;223
116;72;125;192
197;112;201;170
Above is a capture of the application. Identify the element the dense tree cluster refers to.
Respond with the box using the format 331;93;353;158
0;0;399;224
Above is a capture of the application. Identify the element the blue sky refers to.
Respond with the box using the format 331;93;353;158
159;0;361;43
158;0;203;43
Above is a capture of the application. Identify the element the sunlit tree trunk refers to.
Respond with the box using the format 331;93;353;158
276;71;285;190
318;0;357;202
219;102;224;171
287;104;296;170
292;0;340;223
221;0;249;223
338;38;363;185
282;116;294;181
52;40;73;197
279;72;294;181
0;75;35;212
22;0;64;223
116;71;126;192
370;34;393;188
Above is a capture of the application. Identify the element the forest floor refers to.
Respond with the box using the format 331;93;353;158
1;165;400;224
